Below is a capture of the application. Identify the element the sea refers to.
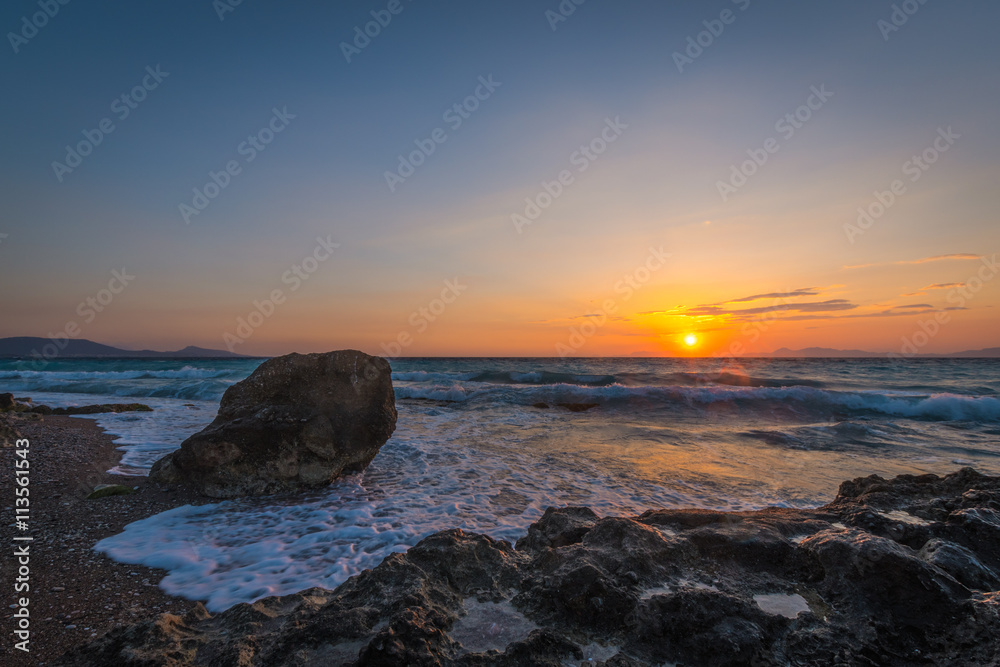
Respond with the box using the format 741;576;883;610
2;356;999;611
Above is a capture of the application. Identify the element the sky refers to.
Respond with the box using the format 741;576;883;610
1;0;998;357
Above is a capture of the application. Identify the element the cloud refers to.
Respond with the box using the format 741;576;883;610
720;288;819;304
642;286;847;318
641;273;977;329
686;299;858;319
844;254;980;270
530;313;630;325
905;254;980;264
773;305;969;322
637;306;684;316
570;314;628;322
903;282;963;297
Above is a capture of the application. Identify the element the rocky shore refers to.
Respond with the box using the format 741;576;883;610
4;373;998;666
54;468;1000;666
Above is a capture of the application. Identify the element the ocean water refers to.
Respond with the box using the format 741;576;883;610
2;356;999;611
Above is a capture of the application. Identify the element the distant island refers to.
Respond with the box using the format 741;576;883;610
2;337;998;360
767;346;1000;358
0;337;250;359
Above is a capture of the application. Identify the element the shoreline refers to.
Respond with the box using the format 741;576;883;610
0;415;205;665
3;410;999;664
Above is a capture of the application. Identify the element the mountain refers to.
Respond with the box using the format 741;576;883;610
942;347;1000;358
767;346;1000;358
0;337;249;359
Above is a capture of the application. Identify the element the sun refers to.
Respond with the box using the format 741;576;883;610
683;333;699;347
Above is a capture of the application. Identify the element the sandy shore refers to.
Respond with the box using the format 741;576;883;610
0;415;205;665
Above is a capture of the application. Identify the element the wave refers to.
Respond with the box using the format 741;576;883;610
662;372;826;388
470;370;617;386
0;366;236;381
394;385;487;402
391;371;480;383
1;378;234;401
395;382;1000;423
392;369;822;389
392;370;616;386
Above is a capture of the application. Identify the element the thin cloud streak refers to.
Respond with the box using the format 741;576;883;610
904;282;964;296
844;254;980;270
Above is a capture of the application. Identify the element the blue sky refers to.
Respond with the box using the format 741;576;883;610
1;0;998;355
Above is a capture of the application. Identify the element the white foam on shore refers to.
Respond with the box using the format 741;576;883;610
77;360;1000;615
96;404;734;612
19;391;218;475
91;389;1000;613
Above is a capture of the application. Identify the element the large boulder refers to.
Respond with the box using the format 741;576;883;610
149;350;396;498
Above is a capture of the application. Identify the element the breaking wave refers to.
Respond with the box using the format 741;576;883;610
395;382;1000;423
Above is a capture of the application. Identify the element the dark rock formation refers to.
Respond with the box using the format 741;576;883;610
149;350;397;499
61;468;1000;665
0;394;153;415
556;402;600;412
32;403;153;415
0;415;22;446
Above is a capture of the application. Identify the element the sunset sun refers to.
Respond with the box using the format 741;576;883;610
684;333;699;347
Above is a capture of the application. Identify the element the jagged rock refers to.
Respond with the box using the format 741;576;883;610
0;392;34;413
58;469;1000;665
515;506;597;551
0;415;22;446
149;350;397;498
